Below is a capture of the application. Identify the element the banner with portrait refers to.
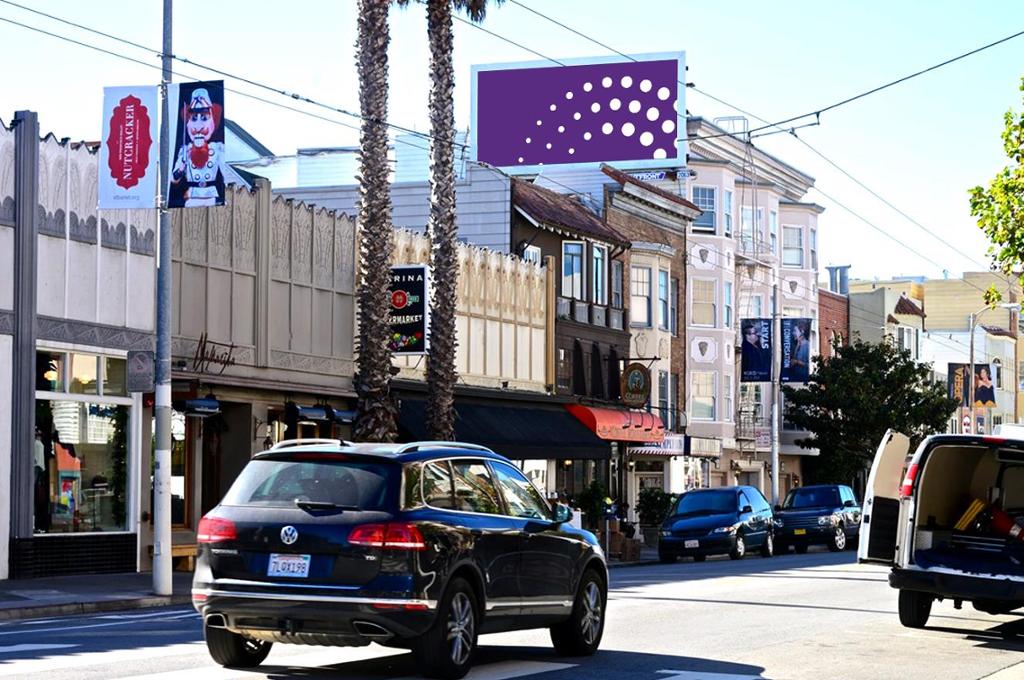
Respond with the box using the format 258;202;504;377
740;318;772;382
166;80;226;209
947;363;995;408
780;318;812;384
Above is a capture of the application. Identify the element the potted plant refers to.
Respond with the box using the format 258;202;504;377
637;487;676;546
573;481;609;532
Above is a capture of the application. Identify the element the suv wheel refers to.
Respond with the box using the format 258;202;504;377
414;577;478;679
551;570;606;656
729;535;746;560
898;589;933;628
204;625;272;668
828;526;847;552
760;533;774;558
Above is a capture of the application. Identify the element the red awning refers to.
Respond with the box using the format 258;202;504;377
565;404;665;443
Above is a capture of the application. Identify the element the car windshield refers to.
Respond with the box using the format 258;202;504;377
783;487;840;509
221;456;398;510
672;491;736;517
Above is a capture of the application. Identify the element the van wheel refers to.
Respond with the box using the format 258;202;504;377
760;533;774;558
729;535;746;560
204;625;272;668
898;589;933;628
828;526;847;552
551;570;606;656
414;578;478;679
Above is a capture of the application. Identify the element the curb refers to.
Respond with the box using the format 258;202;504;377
608;559;660;569
0;594;193;622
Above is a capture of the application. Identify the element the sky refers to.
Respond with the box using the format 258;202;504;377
2;0;1023;282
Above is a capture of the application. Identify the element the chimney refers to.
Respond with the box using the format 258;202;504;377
826;265;851;295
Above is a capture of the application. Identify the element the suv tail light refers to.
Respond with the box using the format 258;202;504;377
349;522;426;551
899;463;919;499
197;516;237;543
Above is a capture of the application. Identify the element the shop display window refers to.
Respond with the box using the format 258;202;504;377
70;353;100;395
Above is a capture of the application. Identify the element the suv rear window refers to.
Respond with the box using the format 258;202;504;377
783;486;840;509
222;456;398;511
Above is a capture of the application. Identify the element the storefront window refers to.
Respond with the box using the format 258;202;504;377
35;399;129;533
70;354;99;395
103;357;128;397
171;411;188;526
36;351;65;392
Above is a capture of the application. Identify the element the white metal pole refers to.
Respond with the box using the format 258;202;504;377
771;280;780;505
969;313;975;436
152;0;173;596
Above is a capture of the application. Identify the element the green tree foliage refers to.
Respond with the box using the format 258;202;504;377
970;76;1024;303
782;339;957;484
636;487;677;527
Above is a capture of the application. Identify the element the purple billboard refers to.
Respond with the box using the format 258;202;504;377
472;53;685;172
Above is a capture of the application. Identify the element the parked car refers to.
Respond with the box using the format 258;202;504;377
191;439;607;679
658;486;775;562
774;484;862;554
860;427;1024;629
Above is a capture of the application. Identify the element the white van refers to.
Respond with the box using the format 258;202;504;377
858;427;1024;628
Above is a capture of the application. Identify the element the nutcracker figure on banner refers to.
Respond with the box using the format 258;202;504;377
167;80;227;208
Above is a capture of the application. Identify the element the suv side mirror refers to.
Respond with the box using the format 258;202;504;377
553;503;573;524
843;500;857;508
741;505;753;514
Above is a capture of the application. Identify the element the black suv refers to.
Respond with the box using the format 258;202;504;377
774;484;861;553
191;440;607;679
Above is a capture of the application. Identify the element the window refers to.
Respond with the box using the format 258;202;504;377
421;460;457;509
725;378;733;420
740;383;763;418
994;361;1003;390
691;279;716;327
692;186;716;232
611;260;623;309
783;306;802;318
670;373;680;431
658;370;669;427
750;295;763;318
724;190;734;237
670;278;679;335
658;270;670;330
810;228;818;270
562;242;585;300
691;371;716;420
592;245;607;305
769;211;778;254
522;245;542;265
724;281;733;329
741;207;763;245
631;266;652;327
491;461;550;520
783;225;804;267
557;347;572;391
224;458;396;510
451;460;503;514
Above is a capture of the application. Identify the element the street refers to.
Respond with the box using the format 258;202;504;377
3;550;1023;680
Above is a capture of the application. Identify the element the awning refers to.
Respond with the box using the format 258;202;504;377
565;404;665;443
397;398;611;460
628;435;722;459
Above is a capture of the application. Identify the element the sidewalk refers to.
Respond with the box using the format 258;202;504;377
0;571;193;621
607;544;660;569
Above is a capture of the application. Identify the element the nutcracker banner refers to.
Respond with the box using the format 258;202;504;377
98;86;158;209
166;80;226;208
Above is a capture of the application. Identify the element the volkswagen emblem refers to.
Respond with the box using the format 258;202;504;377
280;525;299;545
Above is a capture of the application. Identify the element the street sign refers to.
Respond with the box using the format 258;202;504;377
127;350;155;393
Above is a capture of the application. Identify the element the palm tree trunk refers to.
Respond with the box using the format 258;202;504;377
353;0;398;442
424;0;460;441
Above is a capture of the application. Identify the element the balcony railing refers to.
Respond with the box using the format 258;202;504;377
736;237;775;262
735;409;769;441
556;296;627;331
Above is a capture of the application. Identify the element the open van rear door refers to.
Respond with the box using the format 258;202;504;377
858;430;910;565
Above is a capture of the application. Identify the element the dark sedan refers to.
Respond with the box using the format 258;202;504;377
774;484;861;553
658;486;775;562
192;440;607;679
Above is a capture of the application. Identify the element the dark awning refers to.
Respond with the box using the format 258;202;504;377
397;398;610;460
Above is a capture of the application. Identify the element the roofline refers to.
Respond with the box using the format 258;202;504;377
224;119;274;158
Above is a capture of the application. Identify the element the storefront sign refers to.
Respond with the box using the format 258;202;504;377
99;86;158;209
127;350;155;393
167;80;227;208
192;332;237;375
390;265;430;355
620;362;651;408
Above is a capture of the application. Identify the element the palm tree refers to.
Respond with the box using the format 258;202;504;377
419;0;502;440
353;0;398;442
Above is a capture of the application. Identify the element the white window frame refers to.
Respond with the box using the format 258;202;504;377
724;377;733;421
562;240;586;300
690;278;717;328
522;245;542;265
658;269;670;330
741;206;764;248
782;224;804;268
724;281;733;329
592;244;608;305
750;294;763;318
630;266;652;328
692;185;717;233
611;260;624;309
810;228;818;270
769;210;778;254
670;277;679;336
724;189;734;237
691;371;717;421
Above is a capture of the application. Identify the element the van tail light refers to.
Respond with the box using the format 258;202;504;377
349;523;426;551
197;516;237;543
899;463;919;499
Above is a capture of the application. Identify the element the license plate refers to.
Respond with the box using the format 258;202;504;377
268;553;311;578
684;540;699;549
794;529;807;536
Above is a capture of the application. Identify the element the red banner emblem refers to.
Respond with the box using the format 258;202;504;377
105;95;153;190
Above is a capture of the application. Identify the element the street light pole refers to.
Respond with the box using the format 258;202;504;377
969;311;976;434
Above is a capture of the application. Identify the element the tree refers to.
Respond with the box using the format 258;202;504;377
970;76;1024;305
782;339;957;484
415;0;503;440
353;0;399;442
